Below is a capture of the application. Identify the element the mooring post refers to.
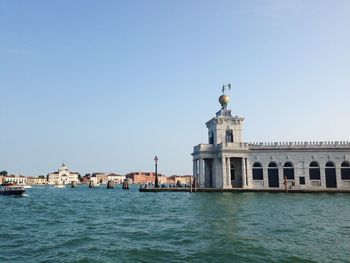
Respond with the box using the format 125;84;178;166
107;180;114;189
122;179;129;190
89;180;94;188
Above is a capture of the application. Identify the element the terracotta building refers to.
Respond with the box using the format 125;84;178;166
126;172;164;184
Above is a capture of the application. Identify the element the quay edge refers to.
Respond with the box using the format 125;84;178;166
139;188;350;193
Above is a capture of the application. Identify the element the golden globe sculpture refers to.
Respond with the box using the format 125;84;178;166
220;83;232;109
219;94;230;109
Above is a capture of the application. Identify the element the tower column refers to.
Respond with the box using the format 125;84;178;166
227;157;231;188
242;157;246;188
278;166;284;189
221;157;227;188
222;157;232;189
245;158;251;187
204;159;209;188
193;160;197;186
336;167;342;189
320;165;326;189
199;158;204;188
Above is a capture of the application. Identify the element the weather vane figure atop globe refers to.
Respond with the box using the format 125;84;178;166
219;83;232;110
222;83;231;94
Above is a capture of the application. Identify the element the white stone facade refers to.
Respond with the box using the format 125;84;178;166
4;175;28;185
192;106;350;191
47;163;79;185
107;173;126;183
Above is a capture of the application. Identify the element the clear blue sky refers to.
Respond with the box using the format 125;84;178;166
1;0;349;176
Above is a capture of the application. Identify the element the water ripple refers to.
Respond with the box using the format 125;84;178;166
1;187;350;262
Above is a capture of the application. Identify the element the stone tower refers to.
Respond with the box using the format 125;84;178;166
192;85;250;189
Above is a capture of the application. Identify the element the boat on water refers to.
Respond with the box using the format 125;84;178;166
54;185;65;188
0;183;26;196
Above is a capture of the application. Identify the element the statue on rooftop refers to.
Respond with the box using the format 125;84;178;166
222;83;231;94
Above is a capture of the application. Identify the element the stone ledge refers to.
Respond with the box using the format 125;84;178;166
139;188;350;193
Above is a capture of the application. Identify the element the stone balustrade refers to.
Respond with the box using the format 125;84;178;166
248;141;350;149
194;142;250;154
193;144;215;153
218;142;250;150
194;141;350;153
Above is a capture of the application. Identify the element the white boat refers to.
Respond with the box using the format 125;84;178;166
22;185;32;189
0;183;26;196
54;184;65;188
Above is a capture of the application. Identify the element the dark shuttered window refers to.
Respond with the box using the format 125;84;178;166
252;162;263;180
309;161;320;180
341;161;350;180
283;162;294;180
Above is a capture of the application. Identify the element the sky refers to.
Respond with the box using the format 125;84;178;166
1;0;350;176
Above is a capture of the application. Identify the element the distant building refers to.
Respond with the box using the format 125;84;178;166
4;175;28;185
107;173;126;183
0;176;4;184
47;163;79;185
27;177;47;185
157;175;168;185
167;175;192;185
91;173;108;184
89;176;99;185
126;172;164;184
81;175;91;184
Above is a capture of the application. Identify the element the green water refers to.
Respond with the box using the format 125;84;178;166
1;186;349;262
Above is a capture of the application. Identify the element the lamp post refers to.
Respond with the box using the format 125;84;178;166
154;155;159;188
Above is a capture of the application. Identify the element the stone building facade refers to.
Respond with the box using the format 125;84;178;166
126;172;165;184
192;90;350;191
27;177;47;185
91;173;108;184
166;175;193;185
3;175;28;185
107;173;126;184
47;163;79;185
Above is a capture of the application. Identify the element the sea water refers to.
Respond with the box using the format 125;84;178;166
1;186;350;262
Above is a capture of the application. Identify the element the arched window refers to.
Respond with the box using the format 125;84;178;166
326;162;335;168
283;162;294;180
268;162;277;168
226;130;233;143
325;161;337;188
268;162;279;187
341;161;350;180
309;161;320;180
252;162;263;180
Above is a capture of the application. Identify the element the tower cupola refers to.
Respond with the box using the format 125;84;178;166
206;84;245;145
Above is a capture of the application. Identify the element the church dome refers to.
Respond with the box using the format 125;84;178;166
59;163;68;171
219;95;230;109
